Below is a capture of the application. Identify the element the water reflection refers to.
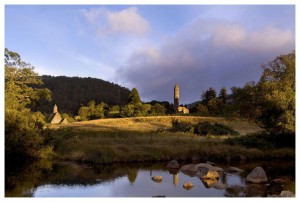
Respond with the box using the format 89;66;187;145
5;160;295;197
173;173;179;187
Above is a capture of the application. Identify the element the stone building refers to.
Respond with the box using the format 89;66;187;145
174;84;189;114
50;104;65;124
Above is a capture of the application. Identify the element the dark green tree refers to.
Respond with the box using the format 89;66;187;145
201;87;217;104
219;87;227;104
5;48;51;159
120;104;135;117
231;82;262;120
128;87;142;105
150;103;166;116
196;104;209;115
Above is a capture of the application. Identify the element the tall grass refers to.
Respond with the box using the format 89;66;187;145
48;125;293;163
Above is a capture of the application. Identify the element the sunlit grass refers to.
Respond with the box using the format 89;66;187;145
47;116;293;164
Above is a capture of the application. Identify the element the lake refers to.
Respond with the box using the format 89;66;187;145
5;159;295;197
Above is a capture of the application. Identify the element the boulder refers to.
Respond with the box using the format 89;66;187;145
195;163;213;170
197;167;220;179
202;170;220;180
180;164;198;172
206;161;215;166
280;190;295;197
227;166;244;173
246;166;268;184
151;176;162;183
166;160;179;169
183;181;194;190
211;166;225;174
201;178;218;188
197;167;209;178
180;164;198;177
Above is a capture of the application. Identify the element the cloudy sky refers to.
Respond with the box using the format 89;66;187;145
5;4;295;104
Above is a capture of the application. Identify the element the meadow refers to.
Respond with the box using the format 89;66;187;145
47;116;294;164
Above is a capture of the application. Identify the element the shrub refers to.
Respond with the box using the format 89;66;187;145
171;118;193;133
194;122;239;136
171;119;239;136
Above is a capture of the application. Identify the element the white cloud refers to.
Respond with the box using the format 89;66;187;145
107;7;149;35
81;7;149;37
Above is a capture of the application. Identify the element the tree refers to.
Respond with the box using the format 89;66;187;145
258;51;295;133
219;87;227;104
78;106;90;121
5;48;51;159
128;88;142;105
231;82;262;120
94;102;108;119
150;103;166;116
201;87;217;104
195;104;209;115
87;100;96;115
120;104;135;117
231;51;295;134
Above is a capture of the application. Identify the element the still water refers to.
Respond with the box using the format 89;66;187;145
5;160;295;197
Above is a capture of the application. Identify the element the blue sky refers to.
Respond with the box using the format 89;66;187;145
5;5;295;104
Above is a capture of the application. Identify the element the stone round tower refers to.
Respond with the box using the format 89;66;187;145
174;84;179;108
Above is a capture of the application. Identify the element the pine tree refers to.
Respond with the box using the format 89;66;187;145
128;88;142;105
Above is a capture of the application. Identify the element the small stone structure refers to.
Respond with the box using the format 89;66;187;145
50;104;67;124
173;84;189;114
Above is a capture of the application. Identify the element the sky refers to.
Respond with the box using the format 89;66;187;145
5;4;295;104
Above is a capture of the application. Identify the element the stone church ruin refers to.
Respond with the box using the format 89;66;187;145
50;104;68;124
174;84;189;114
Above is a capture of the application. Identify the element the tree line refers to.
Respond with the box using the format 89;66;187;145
34;75;131;115
191;51;295;134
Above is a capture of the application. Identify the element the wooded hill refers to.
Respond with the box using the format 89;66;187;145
35;75;130;115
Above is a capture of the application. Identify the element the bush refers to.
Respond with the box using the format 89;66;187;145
171;118;193;133
195;122;239;136
171;119;239;136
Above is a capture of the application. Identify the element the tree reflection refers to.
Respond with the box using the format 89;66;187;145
127;169;138;185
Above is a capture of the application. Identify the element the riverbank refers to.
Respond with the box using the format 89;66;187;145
46;116;294;164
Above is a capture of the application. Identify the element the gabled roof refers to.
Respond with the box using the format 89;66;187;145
50;112;62;124
61;118;69;124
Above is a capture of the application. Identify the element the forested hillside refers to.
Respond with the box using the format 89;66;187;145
35;75;130;115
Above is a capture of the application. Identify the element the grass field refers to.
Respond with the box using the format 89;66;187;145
57;115;262;135
48;116;293;164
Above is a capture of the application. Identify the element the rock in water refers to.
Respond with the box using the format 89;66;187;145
211;166;225;174
180;164;198;172
183;181;194;190
206;161;215;166
201;178;218;188
227;167;244;173
152;176;163;183
195;163;213;170
202;170;220;180
180;164;198;177
246;166;268;183
166;160;179;169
